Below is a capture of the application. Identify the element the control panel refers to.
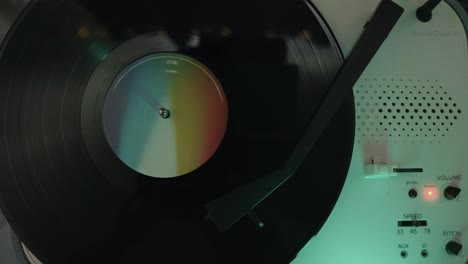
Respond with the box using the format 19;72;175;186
294;0;468;263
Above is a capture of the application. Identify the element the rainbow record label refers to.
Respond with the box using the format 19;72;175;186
103;53;228;178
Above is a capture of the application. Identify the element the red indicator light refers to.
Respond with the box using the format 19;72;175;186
423;185;439;201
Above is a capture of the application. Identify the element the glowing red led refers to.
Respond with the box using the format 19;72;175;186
423;185;439;201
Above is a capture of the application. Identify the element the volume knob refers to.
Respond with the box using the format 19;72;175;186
444;186;461;200
446;241;463;256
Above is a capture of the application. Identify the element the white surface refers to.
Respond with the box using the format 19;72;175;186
0;0;29;46
310;0;381;57
295;1;468;263
0;221;17;264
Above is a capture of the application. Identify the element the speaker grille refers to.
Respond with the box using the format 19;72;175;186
354;78;462;144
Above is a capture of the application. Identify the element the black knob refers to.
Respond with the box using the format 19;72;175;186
446;241;463;256
416;0;442;22
444;186;461;200
408;188;418;198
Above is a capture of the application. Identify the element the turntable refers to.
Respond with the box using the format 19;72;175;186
0;0;467;263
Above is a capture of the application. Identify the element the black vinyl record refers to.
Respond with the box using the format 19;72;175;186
0;0;354;263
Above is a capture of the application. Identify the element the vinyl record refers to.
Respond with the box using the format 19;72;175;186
0;0;354;263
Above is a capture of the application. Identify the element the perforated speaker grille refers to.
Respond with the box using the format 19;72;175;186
354;78;463;144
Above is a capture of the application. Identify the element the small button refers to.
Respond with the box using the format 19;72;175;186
409;189;418;198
